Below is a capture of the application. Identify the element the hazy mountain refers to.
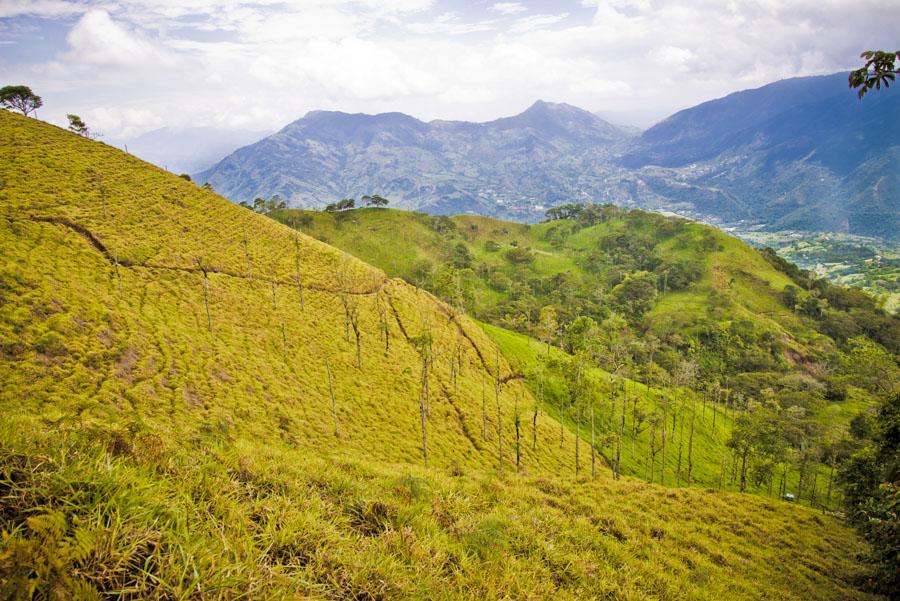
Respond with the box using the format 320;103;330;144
197;74;899;238
110;126;268;174
621;73;900;239
195;101;634;220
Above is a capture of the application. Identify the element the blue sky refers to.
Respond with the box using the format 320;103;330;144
1;1;897;138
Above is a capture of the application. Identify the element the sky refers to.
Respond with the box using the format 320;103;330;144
1;0;897;139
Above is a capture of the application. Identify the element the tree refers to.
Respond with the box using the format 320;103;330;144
66;114;90;137
325;198;355;212
727;404;786;493
363;194;389;207
410;331;434;467
838;391;899;595
0;85;42;116
611;272;658;321
849;50;899;99
782;284;801;310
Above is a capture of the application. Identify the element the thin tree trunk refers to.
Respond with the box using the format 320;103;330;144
482;374;487;441
202;269;213;338
676;403;685;486
353;323;361;369
575;408;581;477
661;398;668;485
686;409;696;486
631;393;639;459
826;463;835;509
114;252;123;296
591;405;596;479
294;239;305;310
418;357;428;466
739;449;748;493
515;396;520;470
272;277;277;310
718;449;727;490
325;356;339;437
618;386;626;480
495;351;502;473
559;397;564;449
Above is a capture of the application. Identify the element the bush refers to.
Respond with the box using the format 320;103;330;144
505;247;534;265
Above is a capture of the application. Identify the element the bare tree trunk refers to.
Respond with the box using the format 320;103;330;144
575;408;581;477
591;405;596;479
294;238;305;310
325;356;339;437
202;269;213;338
514;396;520;470
97;173;108;219
281;323;287;354
271;277;278;310
495;351;502;473
810;469;819;507
618;385;626;480
631;393;639;459
718;449;727;490
675;401;685;486
686;409;696;486
739;449;748;493
352;322;362;369
482;374;487;441
559;396;564;448
660;398;668;485
826;463;835;509
114;252;123;296
418;357;428;466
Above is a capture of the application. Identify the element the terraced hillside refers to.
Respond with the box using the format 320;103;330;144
0;110;883;599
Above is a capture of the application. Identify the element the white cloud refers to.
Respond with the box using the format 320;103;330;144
491;2;526;15
509;13;569;33
64;9;173;67
5;0;899;137
0;0;83;18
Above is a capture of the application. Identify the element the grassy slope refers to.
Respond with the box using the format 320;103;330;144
274;208;858;497
277;207;822;350
0;111;879;599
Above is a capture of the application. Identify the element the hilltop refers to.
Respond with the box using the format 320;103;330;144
0;110;887;599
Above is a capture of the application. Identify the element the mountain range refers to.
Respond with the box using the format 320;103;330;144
195;73;899;239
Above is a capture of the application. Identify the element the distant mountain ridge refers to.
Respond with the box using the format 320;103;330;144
197;73;900;239
195;101;633;219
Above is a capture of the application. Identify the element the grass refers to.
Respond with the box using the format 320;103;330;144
0;110;883;599
271;206;875;505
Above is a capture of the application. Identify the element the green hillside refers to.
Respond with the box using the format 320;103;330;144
271;206;898;502
0;111;886;599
